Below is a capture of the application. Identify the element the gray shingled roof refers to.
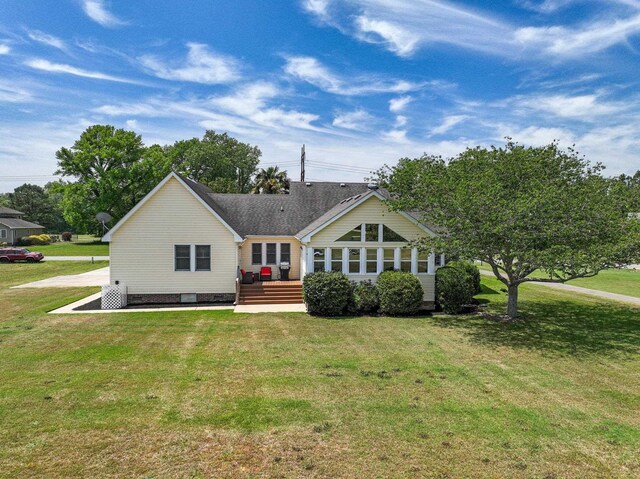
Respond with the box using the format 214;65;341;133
0;206;24;216
0;218;44;229
180;174;377;237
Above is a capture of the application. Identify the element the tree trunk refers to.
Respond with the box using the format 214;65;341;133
507;284;519;319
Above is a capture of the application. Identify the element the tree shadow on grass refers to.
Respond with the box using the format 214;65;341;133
431;299;640;358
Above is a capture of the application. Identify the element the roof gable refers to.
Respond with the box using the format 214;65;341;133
102;172;242;242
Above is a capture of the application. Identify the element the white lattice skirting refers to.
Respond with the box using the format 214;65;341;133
101;284;128;309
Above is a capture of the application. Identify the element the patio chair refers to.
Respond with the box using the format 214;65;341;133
259;266;272;281
240;269;255;284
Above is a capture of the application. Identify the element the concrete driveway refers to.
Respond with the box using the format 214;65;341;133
12;267;109;289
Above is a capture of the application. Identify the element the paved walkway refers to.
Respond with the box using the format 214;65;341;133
479;269;640;307
234;303;307;313
12;267;110;289
44;256;109;261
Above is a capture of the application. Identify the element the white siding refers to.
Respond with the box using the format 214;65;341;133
306;196;435;302
240;237;301;280
110;177;238;294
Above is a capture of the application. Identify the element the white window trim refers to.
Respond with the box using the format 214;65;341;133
175;244;212;272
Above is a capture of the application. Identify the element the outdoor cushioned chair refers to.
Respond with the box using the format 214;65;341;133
240;269;255;284
259;266;272;281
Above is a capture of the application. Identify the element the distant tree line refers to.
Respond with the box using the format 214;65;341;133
0;125;291;235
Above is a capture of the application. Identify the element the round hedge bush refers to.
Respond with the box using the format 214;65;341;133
435;266;474;314
377;271;423;316
61;231;73;242
303;271;352;316
448;260;482;295
352;280;379;314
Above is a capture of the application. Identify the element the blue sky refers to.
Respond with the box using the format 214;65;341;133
1;0;639;191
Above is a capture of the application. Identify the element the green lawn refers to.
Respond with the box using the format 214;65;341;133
0;265;638;478
478;262;640;298
30;241;109;257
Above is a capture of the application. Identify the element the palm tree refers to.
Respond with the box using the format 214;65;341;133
252;166;290;194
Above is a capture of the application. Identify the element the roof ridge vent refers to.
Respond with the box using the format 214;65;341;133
367;182;379;190
340;183;346;187
305;182;312;186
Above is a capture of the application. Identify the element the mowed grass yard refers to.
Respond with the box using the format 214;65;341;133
477;263;640;299
32;240;109;257
0;264;639;478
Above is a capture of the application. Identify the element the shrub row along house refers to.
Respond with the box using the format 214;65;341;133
102;172;443;307
0;207;45;245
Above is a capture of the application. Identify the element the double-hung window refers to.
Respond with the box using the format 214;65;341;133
417;250;429;273
175;245;191;271
313;248;325;272
266;243;277;264
348;248;361;273
252;243;262;265
0;229;6;239
175;245;211;272
330;248;343;272
400;248;412;272
280;243;291;263
195;245;211;271
383;248;395;271
365;248;378;273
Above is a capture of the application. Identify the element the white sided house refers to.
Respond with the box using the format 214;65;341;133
103;172;443;307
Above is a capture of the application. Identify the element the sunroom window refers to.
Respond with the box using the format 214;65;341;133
348;248;361;273
365;224;379;242
331;248;343;272
400;248;412;272
313;248;325;272
383;248;395;271
417;250;429;273
337;225;362;241
366;248;378;273
382;225;406;242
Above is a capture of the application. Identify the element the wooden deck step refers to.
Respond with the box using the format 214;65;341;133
238;281;304;305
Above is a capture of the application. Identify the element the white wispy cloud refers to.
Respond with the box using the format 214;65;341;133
81;0;127;27
27;29;66;51
24;58;139;84
513;93;626;119
0;43;10;55
304;0;512;57
514;14;640;56
355;16;420;57
389;95;412;112
97;82;323;133
303;0;640;59
430;114;469;135
283;55;426;95
382;128;409;143
332;109;374;130
302;0;331;18
139;43;241;84
0;80;32;103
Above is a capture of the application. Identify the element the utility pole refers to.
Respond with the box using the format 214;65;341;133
300;144;306;182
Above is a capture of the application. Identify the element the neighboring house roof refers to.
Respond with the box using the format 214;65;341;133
0;218;44;229
0;206;25;216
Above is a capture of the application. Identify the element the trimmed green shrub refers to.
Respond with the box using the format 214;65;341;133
377;271;423;316
435;266;474;314
352;280;379;314
448;260;482;295
61;231;73;242
303;271;352;316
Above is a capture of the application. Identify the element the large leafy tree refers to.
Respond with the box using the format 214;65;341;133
377;141;640;318
168;130;260;193
55;125;171;233
252;166;290;194
8;183;68;232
